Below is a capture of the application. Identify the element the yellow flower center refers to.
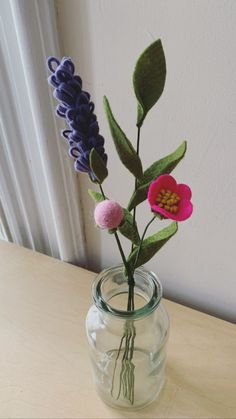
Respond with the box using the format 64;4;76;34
156;189;180;214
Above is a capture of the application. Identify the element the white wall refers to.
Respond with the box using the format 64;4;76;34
56;0;236;322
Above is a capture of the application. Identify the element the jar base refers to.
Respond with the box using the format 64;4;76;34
96;376;165;410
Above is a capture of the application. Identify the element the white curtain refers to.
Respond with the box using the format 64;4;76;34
0;0;87;265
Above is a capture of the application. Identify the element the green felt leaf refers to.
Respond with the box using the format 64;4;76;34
118;209;140;245
133;39;166;127
89;148;108;184
127;183;148;212
139;141;187;186
128;222;178;270
103;96;143;179
88;189;105;203
127;141;187;210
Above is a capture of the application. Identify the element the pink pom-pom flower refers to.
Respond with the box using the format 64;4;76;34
148;174;193;221
94;200;124;229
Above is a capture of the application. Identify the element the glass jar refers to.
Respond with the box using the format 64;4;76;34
86;265;169;410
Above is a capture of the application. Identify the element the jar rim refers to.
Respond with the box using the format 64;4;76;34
92;264;163;320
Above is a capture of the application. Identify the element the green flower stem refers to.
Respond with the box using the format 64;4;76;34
136;125;141;155
99;184;134;310
99;184;106;200
133;214;156;271
113;231;135;311
131;126;141;253
98;184;135;403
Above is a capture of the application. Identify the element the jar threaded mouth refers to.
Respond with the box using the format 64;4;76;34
92;265;163;320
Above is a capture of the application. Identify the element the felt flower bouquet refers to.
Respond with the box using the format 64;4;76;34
47;39;192;408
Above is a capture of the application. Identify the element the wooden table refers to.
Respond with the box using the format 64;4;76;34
0;240;235;418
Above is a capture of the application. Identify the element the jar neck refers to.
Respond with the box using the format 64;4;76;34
92;265;162;320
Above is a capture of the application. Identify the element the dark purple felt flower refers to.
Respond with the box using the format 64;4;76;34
47;57;107;180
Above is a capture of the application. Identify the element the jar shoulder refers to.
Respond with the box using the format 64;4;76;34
86;303;169;345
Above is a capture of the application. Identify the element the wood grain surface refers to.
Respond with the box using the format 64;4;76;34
0;240;235;418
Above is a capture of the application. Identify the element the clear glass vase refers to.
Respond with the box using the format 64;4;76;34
86;265;169;410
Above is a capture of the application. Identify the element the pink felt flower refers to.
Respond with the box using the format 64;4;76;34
94;200;124;229
148;174;193;221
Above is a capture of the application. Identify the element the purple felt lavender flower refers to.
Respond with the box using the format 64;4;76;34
47;57;107;180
